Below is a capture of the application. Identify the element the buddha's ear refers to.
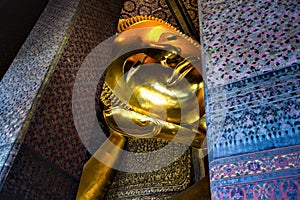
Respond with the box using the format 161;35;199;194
199;114;206;132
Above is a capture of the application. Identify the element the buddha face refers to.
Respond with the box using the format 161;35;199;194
114;20;201;61
102;19;205;141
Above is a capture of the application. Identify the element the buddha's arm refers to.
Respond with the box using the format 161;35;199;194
76;131;126;200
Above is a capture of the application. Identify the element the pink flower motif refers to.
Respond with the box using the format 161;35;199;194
222;165;237;177
254;183;273;199
231;187;244;200
273;156;289;169
248;162;261;172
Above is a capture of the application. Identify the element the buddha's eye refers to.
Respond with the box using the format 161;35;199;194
164;35;178;41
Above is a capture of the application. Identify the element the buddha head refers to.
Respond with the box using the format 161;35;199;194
99;16;205;148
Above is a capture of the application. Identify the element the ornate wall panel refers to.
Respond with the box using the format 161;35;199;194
0;0;81;189
207;64;300;159
22;0;123;178
1;0;124;198
200;0;299;87
199;0;300;199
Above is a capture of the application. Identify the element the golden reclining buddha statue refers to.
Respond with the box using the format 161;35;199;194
76;16;210;200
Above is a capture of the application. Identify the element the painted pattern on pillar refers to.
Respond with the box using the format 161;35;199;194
200;0;300;199
200;0;299;87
